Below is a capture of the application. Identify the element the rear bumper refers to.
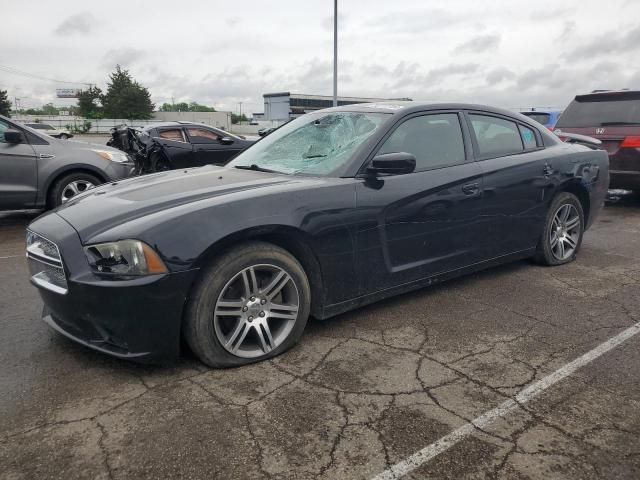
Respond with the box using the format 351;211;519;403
609;170;640;190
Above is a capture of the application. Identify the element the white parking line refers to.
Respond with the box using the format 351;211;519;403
0;254;22;259
371;322;640;480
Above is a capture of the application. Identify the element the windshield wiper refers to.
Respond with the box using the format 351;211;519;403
600;121;640;126
302;154;327;159
234;164;280;173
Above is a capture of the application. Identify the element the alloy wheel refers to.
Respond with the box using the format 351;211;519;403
549;203;581;261
61;180;96;203
213;264;300;358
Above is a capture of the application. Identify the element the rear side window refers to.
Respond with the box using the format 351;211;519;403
158;129;186;142
521;112;550;125
519;125;538;149
556;92;640;127
469;114;523;157
379;113;466;171
0;119;9;143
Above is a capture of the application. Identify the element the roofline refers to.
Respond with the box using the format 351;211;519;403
262;92;412;102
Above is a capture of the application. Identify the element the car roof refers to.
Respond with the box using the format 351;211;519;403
575;90;640;101
145;121;220;129
322;101;531;119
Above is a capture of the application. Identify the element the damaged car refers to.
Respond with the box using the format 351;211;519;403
27;102;608;368
108;122;255;173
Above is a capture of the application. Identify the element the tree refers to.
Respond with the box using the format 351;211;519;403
0;89;11;117
41;103;59;115
77;86;103;119
160;101;216;112
101;65;154;119
230;113;248;124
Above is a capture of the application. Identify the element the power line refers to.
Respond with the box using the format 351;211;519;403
0;64;93;86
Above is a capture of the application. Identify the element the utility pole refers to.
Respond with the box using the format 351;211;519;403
239;102;243;122
333;0;338;107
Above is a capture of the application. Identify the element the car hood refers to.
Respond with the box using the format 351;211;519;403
54;166;312;242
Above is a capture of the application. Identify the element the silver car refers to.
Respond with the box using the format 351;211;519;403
0;115;133;209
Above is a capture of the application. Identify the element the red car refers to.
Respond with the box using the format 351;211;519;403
554;90;640;191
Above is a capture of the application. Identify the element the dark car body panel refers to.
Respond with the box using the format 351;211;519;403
27;102;609;363
142;123;255;168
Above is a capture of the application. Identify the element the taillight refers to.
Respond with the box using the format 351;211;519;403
621;136;640;148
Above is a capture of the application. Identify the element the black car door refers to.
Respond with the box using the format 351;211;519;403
465;112;552;259
0;119;38;209
354;111;484;294
155;127;194;168
185;127;243;166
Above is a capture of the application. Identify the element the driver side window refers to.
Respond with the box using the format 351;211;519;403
378;113;466;171
0;119;10;144
186;128;220;144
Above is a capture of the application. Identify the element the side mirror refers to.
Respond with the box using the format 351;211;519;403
4;129;25;144
367;152;416;175
220;136;235;145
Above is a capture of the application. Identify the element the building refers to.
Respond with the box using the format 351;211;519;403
257;92;412;121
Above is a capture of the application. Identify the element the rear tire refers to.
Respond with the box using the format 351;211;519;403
59;134;69;140
183;242;311;368
534;192;584;266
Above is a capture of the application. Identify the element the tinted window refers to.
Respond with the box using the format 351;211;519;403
379;113;465;171
519;125;538;149
556;92;640;127
158;129;186;142
187;128;220;143
26;123;51;130
470;114;523;157
0;119;9;143
521;112;550;125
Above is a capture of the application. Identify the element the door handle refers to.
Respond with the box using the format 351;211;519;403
462;183;480;195
543;163;553;177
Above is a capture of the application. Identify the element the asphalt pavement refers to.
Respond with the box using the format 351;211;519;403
1;197;640;479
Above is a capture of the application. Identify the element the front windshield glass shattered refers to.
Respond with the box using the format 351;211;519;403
229;112;389;175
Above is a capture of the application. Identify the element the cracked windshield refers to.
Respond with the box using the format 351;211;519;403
230;112;388;175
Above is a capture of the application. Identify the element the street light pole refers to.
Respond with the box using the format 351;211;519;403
333;0;338;107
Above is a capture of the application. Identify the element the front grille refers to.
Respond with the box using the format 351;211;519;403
26;230;68;294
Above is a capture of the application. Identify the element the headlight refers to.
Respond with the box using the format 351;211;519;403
84;240;168;276
92;149;129;163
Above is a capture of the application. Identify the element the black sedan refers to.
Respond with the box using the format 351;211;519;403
26;102;609;367
110;122;256;170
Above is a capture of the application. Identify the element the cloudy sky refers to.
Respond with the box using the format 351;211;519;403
2;0;639;114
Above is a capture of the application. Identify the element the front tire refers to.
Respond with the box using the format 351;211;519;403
48;172;100;208
534;192;584;266
59;134;69;140
183;242;311;368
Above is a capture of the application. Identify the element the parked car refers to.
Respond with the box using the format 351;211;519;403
519;109;563;130
258;127;277;137
554;90;640;191
23;123;73;140
0;114;132;210
108;122;256;169
26;102;608;367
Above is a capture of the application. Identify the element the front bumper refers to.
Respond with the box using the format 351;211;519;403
28;212;199;364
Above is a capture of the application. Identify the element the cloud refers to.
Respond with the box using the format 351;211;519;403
556;21;575;42
566;25;640;59
454;34;500;54
101;48;145;70
54;12;96;36
486;67;516;84
365;8;463;34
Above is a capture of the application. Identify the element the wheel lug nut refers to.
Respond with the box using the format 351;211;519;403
250;296;255;301
260;299;266;305
242;306;248;312
259;311;265;317
248;316;253;321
